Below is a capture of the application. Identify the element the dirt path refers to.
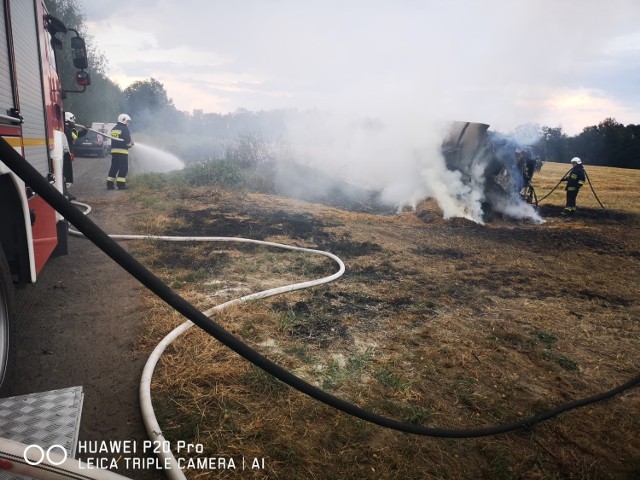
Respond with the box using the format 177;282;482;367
10;155;163;480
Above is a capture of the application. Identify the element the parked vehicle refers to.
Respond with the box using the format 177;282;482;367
91;122;117;152
73;129;106;157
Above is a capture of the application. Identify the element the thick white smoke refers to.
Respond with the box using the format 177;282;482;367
280;111;544;223
98;1;636;223
93;1;639;220
246;0;633;223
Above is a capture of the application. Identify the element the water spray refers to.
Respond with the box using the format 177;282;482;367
75;124;185;173
130;143;185;173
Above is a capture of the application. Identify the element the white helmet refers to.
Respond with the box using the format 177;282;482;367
571;157;582;165
65;112;75;123
118;113;131;124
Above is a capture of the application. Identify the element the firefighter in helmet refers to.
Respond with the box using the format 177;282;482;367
107;114;134;190
62;112;86;199
64;112;79;147
561;157;586;214
63;111;80;184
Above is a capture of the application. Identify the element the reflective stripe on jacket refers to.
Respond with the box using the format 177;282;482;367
566;164;586;190
110;122;133;155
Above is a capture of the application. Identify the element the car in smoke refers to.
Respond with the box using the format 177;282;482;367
72;130;106;158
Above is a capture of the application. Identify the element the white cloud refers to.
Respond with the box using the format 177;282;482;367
84;0;640;132
87;22;229;70
543;88;636;134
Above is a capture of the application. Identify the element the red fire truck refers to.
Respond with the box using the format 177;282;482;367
0;0;90;389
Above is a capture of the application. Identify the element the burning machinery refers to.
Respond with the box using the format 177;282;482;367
441;121;544;218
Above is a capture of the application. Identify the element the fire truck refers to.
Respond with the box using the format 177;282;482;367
0;0;90;390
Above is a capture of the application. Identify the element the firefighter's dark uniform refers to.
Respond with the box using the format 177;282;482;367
63;121;78;183
107;121;133;190
563;163;586;214
516;150;537;188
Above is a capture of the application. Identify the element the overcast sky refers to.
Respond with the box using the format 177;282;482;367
84;0;640;135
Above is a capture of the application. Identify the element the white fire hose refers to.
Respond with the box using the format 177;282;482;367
75;124;119;142
68;201;345;480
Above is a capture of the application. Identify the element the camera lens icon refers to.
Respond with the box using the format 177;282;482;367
24;444;68;466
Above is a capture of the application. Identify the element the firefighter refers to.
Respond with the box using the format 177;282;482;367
515;148;536;187
63;111;79;184
107;113;134;190
62;112;87;200
561;157;586;214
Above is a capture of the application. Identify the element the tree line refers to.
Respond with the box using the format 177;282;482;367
535;119;640;169
45;0;181;132
46;0;639;170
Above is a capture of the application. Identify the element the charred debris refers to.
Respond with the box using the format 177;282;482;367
442;121;544;221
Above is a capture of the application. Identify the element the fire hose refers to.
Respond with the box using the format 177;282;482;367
66;202;346;480
0;137;638;479
76;124;118;141
537;167;606;208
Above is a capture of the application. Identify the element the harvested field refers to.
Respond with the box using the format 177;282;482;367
130;162;640;479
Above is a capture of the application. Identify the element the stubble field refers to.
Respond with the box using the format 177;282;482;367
128;161;640;479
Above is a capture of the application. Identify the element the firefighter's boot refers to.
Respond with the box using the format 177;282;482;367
106;180;115;190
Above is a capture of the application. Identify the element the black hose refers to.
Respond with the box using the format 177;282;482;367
584;170;606;209
1;137;638;438
538;167;606;209
537;168;572;204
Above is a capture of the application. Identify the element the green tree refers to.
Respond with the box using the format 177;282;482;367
536;126;569;163
625;124;640;169
598;118;625;167
569;124;603;165
79;75;124;125
123;78;176;130
44;0;122;125
44;0;88;93
565;118;640;169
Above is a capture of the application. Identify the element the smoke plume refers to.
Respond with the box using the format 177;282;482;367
277;112;544;223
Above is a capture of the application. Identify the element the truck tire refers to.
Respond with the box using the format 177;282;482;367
0;245;15;395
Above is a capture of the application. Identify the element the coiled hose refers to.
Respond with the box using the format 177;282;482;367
66;213;345;480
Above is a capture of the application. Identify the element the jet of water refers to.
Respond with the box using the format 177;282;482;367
130;142;185;173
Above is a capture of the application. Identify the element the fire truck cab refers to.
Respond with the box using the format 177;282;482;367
0;0;90;389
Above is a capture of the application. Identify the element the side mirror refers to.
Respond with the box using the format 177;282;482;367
71;36;88;69
75;70;91;87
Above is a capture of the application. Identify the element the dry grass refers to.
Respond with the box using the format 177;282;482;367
130;163;640;479
535;162;640;213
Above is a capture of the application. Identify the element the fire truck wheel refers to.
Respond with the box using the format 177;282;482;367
0;245;16;396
